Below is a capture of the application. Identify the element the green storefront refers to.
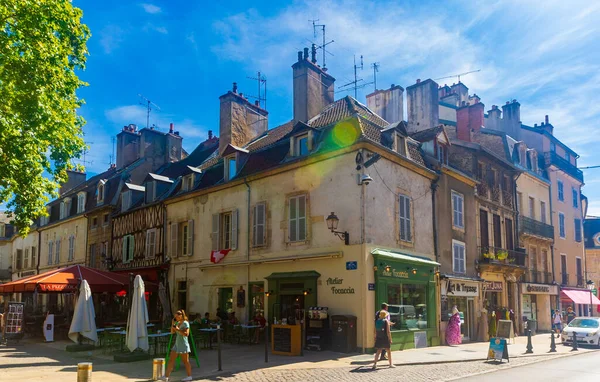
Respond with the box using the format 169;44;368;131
373;248;440;350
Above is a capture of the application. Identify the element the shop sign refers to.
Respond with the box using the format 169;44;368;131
381;269;409;279
327;277;355;294
368;283;375;291
521;283;558;295
444;279;479;297
346;261;357;270
483;281;503;292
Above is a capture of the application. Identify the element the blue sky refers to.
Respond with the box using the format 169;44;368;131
72;0;600;213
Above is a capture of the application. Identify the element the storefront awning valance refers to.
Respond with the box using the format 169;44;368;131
265;271;321;280
562;289;600;305
372;248;440;267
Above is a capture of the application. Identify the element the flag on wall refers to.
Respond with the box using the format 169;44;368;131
210;249;231;264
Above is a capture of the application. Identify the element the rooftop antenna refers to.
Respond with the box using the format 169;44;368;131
246;71;267;109
339;55;372;99
434;69;481;83
138;94;161;129
371;62;380;91
309;19;335;68
75;141;94;168
110;136;116;166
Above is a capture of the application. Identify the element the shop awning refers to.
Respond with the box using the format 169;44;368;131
371;248;440;266
265;271;321;280
561;289;600;305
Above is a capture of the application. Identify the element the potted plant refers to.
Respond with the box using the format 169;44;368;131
496;250;509;261
482;252;495;262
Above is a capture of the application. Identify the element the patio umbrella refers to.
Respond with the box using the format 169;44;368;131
126;275;149;352
68;280;98;344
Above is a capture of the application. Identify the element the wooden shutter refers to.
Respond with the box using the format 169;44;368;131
128;236;135;263
170;223;178;258
145;231;151;259
187;220;194;256
298;196;306;241
289;197;297;242
122;237;127;263
254;203;266;246
212;214;220;251
231;209;238;250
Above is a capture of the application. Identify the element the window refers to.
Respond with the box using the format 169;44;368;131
121;191;131;212
436;143;446;163
540;201;547;223
55;239;61;264
565;151;571;162
122;235;134;263
550;142;556;152
91;217;98;229
559;213;566;238
182;220;194;256
227;157;237;180
40;214;49;226
386;283;429;330
68;235;75;261
145;229;157;259
31;246;36;269
16;249;22;270
288;195;307;242
89;244;97;268
103;213;109;225
253;202;267;247
505;218;514;250
572;188;578;208
97;182;105;204
576;257;583;283
477;162;485;180
177;281;187;311
47;241;54;265
60;199;69;219
558;180;564;201
395;134;407;156
24;249;29;269
77;193;86;213
399;194;412;242
451;191;464;229
516;192;522;214
182;174;194;192
575;219;582;242
452;240;466;274
0;223;4;238
296;134;309;156
528;197;535;219
560;254;567;284
212;211;238;250
146;181;155;203
503;175;511;193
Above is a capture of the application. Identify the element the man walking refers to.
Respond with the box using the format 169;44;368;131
566;306;576;325
375;303;390;360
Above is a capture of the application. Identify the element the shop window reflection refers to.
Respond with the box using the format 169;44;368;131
387;283;428;331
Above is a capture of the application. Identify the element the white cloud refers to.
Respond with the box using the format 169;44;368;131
141;3;161;14
99;25;125;54
143;23;168;35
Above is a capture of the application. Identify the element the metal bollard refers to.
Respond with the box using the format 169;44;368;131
217;324;222;371
571;331;578;351
549;332;557;352
264;323;269;363
77;362;92;382
152;358;165;381
525;329;533;354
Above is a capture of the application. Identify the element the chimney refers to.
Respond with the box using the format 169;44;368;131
208;130;213;140
169;123;174;134
450;82;469;105
366;84;404;124
407;78;439;133
311;44;317;64
292;48;336;124
116;125;141;169
456;105;471;142
468;100;484;133
139;126;183;171
545;115;549;124
219;86;268;155
60;169;87;195
501;99;521;139
232;82;238;93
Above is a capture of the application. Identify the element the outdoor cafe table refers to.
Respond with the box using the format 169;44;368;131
199;328;220;349
147;332;170;355
239;325;261;344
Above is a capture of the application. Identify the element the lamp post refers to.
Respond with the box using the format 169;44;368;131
325;212;350;245
587;280;595;317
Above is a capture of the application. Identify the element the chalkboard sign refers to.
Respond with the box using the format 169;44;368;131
496;320;514;340
273;327;292;353
4;302;25;340
487;337;509;362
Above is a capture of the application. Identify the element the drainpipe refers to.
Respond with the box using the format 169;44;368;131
359;149;367;353
244;178;251;322
547;176;559;310
37;229;42;275
513;172;521;248
431;176;440;263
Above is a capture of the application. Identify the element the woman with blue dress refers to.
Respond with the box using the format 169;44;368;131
161;310;193;381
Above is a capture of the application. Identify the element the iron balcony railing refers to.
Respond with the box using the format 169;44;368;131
519;216;555;240
478;246;526;267
561;273;569;286
577;275;585;287
502;190;514;208
522;270;553;284
544;151;584;183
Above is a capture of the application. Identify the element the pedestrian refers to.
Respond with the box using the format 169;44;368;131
373;310;394;369
161;310;193;382
552;309;562;335
446;306;462;345
566;306;576;325
375;303;390;360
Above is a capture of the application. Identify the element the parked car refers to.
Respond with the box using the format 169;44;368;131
561;317;600;348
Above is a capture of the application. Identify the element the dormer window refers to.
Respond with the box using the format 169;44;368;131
121;191;131;212
227;156;237;181
182;174;194;192
77;192;86;214
146;181;156;203
393;133;406;156
40;207;50;226
97;181;106;205
60;198;71;219
296;134;309;156
437;142;448;164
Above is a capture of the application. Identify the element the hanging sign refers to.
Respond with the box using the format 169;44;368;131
483;281;503;291
443;279;479;297
487;337;509;362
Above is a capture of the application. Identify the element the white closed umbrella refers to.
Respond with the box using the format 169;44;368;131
126;275;149;352
68;279;98;343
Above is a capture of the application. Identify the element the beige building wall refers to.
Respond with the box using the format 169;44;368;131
10;230;40;278
38;216;87;273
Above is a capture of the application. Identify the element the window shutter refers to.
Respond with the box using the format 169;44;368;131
289;197;297;242
405;197;411;241
55;240;60;264
231;209;238;250
170;223;178;258
298;196;306;241
122;237;127;263
145;231;151;259
128;236;135;263
254;203;266;246
187;220;194;256
212;214;220;251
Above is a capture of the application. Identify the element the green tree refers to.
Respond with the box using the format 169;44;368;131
0;0;90;234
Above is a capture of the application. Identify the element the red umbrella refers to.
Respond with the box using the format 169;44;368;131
0;265;157;293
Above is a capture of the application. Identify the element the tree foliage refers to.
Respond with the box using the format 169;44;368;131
0;0;90;234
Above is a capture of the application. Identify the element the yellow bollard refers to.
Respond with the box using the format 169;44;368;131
152;358;165;380
77;362;92;382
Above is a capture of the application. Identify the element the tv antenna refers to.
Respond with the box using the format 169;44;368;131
75;141;94;168
434;69;481;83
371;62;380;91
109;136;116;166
138;94;161;129
246;71;267;109
339;55;373;98
309;19;334;68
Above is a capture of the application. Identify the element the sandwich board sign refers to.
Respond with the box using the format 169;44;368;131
496;320;515;342
487;337;509;362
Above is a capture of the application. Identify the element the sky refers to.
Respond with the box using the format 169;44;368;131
69;0;600;214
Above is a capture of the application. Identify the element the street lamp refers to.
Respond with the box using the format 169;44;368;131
326;212;349;245
101;252;116;271
587;280;595;317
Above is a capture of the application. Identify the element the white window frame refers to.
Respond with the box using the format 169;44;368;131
212;211;238;250
55;239;61;264
528;196;535;219
572;187;578;209
180;220;194;256
68;235;75;261
451;191;464;229
121;191;131;212
182;174;194;192
226;156;237;181
288;195;307;242
77;192;86;214
558;212;566;238
557;180;564;202
47;241;54;265
452;240;466;274
253;202;267;247
399;194;412;242
122;235;135;264
295;134;309;156
145;228;157;260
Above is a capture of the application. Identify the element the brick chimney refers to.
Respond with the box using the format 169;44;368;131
116;124;141;169
366;84;404;124
59;169;87;195
468;98;484;133
407;78;439;133
501;99;521;139
292;48;335;124
456;104;471;142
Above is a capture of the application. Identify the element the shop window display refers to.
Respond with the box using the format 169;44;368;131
387;284;428;330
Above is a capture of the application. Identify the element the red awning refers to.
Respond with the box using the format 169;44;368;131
561;289;600;305
0;265;157;294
